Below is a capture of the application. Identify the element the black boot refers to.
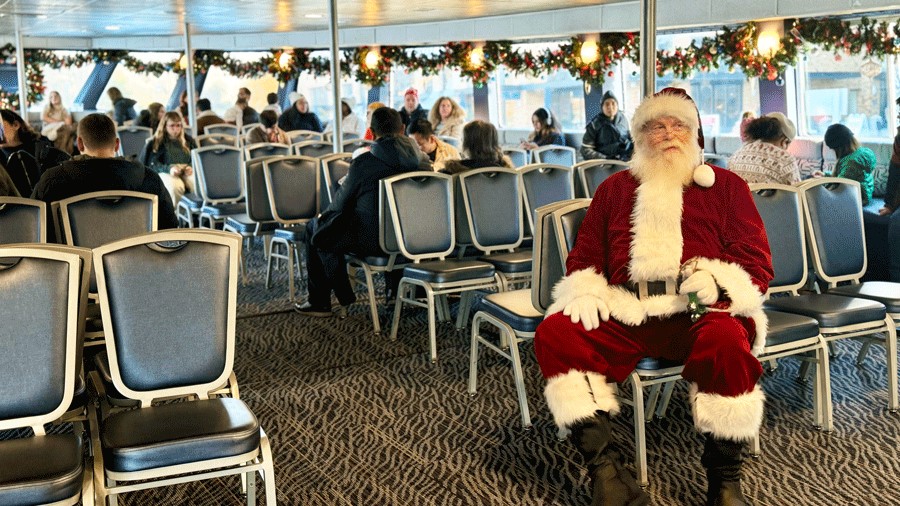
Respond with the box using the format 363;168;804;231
569;412;651;506
701;436;751;506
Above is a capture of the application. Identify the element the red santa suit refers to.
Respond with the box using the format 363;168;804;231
535;92;774;443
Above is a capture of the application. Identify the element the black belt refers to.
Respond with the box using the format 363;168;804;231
622;279;678;298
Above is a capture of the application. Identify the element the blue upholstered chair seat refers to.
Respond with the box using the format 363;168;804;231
0;434;84;505
477;289;543;333
101;398;260;473
403;260;495;284
273;225;306;242
764;293;886;328
179;193;203;210
224;215;278;234
763;309;820;347
827;282;900;313
636;357;683;371
200;203;246;217
478;250;532;273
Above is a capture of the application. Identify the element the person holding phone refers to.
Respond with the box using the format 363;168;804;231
521;107;564;150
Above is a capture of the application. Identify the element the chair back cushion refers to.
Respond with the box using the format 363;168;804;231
118;127;153;161
322;156;351;208
379;181;400;255
459;168;522;250
751;186;806;289
577;161;629;198
264;156;319;222
520;165;575;231
244;157;278;222
0;198;45;244
294;141;334;159
205;124;239;137
503;149;529;168
247;144;290;161
803;180;866;279
193;147;243;201
385;173;453;258
535;146;576;166
62;193;155;249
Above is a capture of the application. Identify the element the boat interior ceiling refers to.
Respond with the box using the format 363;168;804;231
1;0;899;49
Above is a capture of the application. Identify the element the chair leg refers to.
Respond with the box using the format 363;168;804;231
508;332;532;429
645;384;662;423
265;242;276;290
389;281;407;341
260;431;277;505
856;341;873;365
884;317;898;412
655;381;677;419
245;470;257;505
286;243;296;303
628;373;649;487
455;291;471;330
817;341;834;432
361;266;381;334
468;314;482;397
426;285;438;363
749;431;761;457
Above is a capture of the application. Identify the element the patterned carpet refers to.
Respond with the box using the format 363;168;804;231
5;243;900;505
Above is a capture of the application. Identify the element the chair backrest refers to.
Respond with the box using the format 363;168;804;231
192;145;244;203
800;177;867;286
532;145;576;166
0;247;80;433
341;138;374;153
378;180;401;257
324;131;360;142
243;156;282;223
503;148;530;168
93;230;240;406
244;142;291;161
204;124;239;137
458;167;523;252
382;171;455;261
287;130;324;144
58;190;158;249
117;126;153;161
263;155;320;224
531;200;591;312
196;133;238;147
293;140;336;158
574;159;630;198
518;163;576;235
749;183;808;294
241;122;262;135
0;197;47;244
320;153;353;210
438;136;460;148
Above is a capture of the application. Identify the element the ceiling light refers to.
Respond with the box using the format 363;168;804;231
105;25;120;31
304;14;323;19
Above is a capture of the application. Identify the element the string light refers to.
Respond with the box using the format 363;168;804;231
278;51;293;70
756;29;781;57
580;38;599;64
364;47;380;69
469;45;484;67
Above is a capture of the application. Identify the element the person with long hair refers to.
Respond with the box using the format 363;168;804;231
137;102;166;133
0;109;41;163
363;101;386;141
106;87;137;126
442;120;513;175
139;111;197;206
728;112;799;184
428;96;466;140
521;107;564;149
41;91;75;154
824;123;877;205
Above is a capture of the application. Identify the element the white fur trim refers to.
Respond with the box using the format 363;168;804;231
631;93;701;138
693;164;715;187
692;258;766;317
690;383;765;441
547;268;690;325
629;173;684;282
749;309;768;356
544;370;620;429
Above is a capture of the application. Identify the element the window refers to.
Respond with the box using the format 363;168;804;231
99;52;180;114
33;52;95;112
294;51;369;131
389;48;475;123
203;52;279;116
799;50;890;139
496;43;584;132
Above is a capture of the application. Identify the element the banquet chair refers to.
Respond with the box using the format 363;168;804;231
573;159;629;198
0;196;46;244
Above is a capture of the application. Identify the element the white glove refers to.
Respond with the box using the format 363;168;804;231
563;295;610;331
679;270;719;305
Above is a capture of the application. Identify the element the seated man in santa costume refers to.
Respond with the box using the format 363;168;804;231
535;87;773;506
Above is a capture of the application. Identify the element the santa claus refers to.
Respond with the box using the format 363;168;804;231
535;87;773;506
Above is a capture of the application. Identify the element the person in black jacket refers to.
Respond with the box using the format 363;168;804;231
278;93;323;132
296;107;421;317
398;88;428;135
581;91;634;161
31;113;177;242
1;109;69;196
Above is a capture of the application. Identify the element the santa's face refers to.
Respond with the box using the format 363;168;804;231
632;115;699;186
643;116;693;156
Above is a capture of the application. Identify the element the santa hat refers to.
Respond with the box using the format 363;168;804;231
631;87;714;187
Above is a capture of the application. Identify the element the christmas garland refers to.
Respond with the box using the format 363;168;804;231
3;16;900;108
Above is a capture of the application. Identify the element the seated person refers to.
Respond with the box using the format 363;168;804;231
195;99;226;135
408;119;460;171
138;111;198;207
295;107;422;317
262;92;282;115
581;91;633;161
241;99;261;127
521;107;564;149
41;91;76;154
442;120;514;175
1;109;68;196
324;98;362;138
136;102;166;133
398;88;427;135
824;123;876;205
278;92;324;133
31;113;177;241
728;112;800;184
428;96;465;140
363;101;386;141
106;87;137;126
247;110;289;145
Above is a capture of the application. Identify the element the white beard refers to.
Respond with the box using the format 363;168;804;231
630;138;701;187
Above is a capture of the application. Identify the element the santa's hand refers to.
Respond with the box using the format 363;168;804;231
562;295;610;331
679;270;719;305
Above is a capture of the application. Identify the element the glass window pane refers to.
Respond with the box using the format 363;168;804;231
99;52;180;113
803;51;889;139
390;52;475;124
33;52;95;112
203;52;280;115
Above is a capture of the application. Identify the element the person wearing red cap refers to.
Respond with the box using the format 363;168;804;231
534;87;773;506
398;88;428;135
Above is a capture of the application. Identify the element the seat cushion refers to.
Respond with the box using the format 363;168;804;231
273;225;307;242
101;397;260;473
200;203;246;217
479;250;532;274
179;193;203;210
764;293;886;328
0;434;83;505
763;309;820;348
477;289;543;333
827;282;900;313
636;357;683;371
224;214;278;234
403;260;495;284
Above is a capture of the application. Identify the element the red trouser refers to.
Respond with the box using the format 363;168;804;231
535;311;762;397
